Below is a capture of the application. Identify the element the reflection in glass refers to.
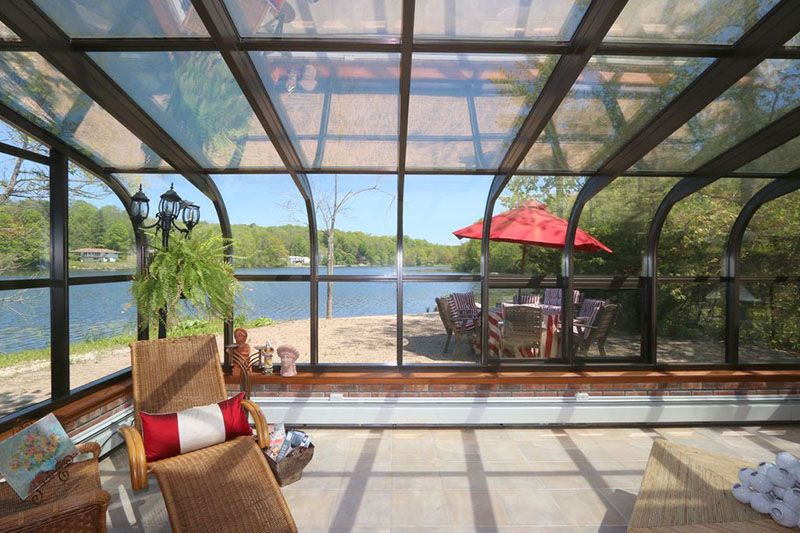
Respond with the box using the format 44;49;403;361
575;177;678;276
606;0;779;44
489;176;586;276
522;56;712;172
657;282;724;363
318;282;396;364
33;0;209;37
414;0;589;41
0;288;50;416
403;175;492;268
404;282;481;365
0;156;49;280
251;52;400;169
407;54;556;170
642;59;800;171
89;52;283;169
740;190;800;277
224;0;402;38
238;281;310;365
740;282;800;363
738;136;800;174
212;174;310;272
0;21;19;41
0;52;168;169
69;283;136;391
659;178;769;276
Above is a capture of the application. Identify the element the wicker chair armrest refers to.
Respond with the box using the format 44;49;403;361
119;425;148;491
241;398;270;449
0;489;110;531
76;441;101;460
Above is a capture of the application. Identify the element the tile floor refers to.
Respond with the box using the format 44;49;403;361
101;425;800;532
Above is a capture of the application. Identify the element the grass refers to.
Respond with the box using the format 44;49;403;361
0;315;275;369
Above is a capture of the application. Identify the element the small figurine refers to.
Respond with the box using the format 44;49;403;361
228;328;257;399
277;345;299;377
231;328;251;368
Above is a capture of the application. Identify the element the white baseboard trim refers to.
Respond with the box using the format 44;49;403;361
70;407;134;457
251;395;800;426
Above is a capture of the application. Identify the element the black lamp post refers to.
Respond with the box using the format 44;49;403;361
131;183;200;339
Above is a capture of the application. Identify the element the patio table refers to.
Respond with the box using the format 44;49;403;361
487;304;561;359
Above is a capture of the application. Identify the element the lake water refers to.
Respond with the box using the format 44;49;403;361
0;266;480;353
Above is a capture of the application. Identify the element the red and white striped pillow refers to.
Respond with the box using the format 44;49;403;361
139;392;253;462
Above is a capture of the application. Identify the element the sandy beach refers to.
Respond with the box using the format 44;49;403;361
2;312;796;416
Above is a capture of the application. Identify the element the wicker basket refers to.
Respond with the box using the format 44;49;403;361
265;444;314;487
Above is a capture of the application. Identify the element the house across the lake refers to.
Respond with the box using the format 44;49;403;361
71;248;120;262
288;255;310;265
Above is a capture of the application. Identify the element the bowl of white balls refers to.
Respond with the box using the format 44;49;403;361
733;451;800;528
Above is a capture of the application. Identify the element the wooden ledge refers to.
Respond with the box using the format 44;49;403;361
226;370;800;386
54;379;132;424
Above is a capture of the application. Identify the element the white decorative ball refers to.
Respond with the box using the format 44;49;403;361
782;487;800;513
776;452;799;471
758;461;775;475
750;492;774;514
749;471;774;494
732;483;752;504
770;502;800;528
767;466;795;489
739;467;756;485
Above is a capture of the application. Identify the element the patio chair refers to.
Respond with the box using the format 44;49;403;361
573;303;619;357
542;288;582;307
512;293;540;305
436;296;478;355
501;303;542;357
576;298;605;327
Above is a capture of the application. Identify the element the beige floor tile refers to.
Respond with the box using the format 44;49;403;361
531;461;607;489
392;489;450;527
392;429;434;441
597;461;646;490
597;488;638;520
392;438;438;464
391;460;444;490
479;462;544;491
552;489;628;526
517;439;580;462
331;490;392;528
475;441;527;463
443;489;510;527
438;461;489;490
339;462;393;491
494;488;567;526
283;489;339;528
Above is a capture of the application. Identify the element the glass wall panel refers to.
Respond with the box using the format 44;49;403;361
0;154;49;280
575;177;677;276
573;288;641;359
487;287;564;361
642;59;800;171
318;281;396;364
489;176;586;277
407;54;557;170
0;22;19;41
521;56;712;172
0;288;50;416
659;178;769;276
0;52;168;169
68;170;135;277
0;119;49;155
657;281;724;363
738;136;800;174
740;282;800;363
69;282;136;391
34;0;209;37
740;189;799;277
237;281;310;365
605;0;779;44
403;175;491;272
414;0;589;41
251;52;400;169
403;281;481;365
224;0;402;38
310;174;397;274
89;52;283;169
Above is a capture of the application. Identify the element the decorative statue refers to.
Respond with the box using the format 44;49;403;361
228;328;257;399
277;345;299;377
232;328;251;365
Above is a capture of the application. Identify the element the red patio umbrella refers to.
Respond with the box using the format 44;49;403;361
453;200;611;273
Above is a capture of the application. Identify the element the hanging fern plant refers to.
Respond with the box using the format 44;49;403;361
131;234;239;332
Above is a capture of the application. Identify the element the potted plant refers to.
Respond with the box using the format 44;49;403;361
131;233;239;333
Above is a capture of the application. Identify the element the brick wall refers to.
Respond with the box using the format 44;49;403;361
61;391;132;437
227;380;799;399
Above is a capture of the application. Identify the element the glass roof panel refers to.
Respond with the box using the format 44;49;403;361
641;59;800;172
413;0;589;41
520;55;713;172
32;0;209;37
224;0;401;38
605;0;779;44
0;52;169;169
738;136;800;174
407;53;556;171
788;31;800;47
0;22;20;41
251;51;400;169
89;51;283;169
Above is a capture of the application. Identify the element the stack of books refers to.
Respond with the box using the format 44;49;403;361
265;424;312;463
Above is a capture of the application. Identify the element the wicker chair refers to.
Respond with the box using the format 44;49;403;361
435;296;478;355
501;303;542;358
0;442;109;533
119;335;269;491
572;303;619;356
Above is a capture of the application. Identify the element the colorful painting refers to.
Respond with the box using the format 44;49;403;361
0;414;78;500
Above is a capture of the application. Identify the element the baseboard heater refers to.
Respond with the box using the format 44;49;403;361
250;394;800;427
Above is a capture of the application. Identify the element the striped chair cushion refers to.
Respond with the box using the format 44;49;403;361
576;299;605;338
448;292;478;320
542;289;581;306
513;293;540;305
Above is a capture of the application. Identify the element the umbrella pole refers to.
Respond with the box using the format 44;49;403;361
518;244;528;299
